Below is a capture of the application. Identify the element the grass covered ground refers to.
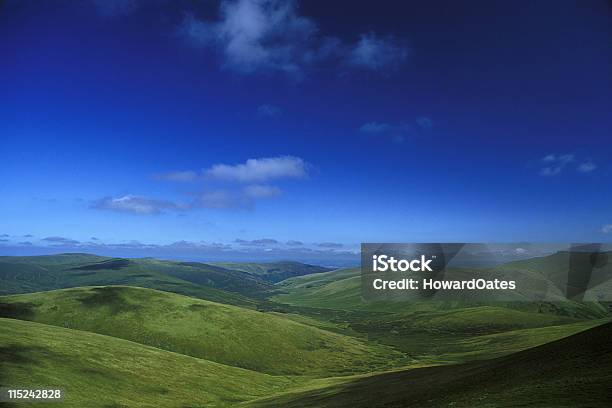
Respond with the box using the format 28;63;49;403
0;318;301;408
0;286;403;376
1;253;611;407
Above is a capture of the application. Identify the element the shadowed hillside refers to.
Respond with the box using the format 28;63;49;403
248;321;612;407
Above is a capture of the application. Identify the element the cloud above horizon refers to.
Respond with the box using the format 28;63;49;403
360;117;433;143
179;0;408;76
42;236;81;245
205;156;308;182
234;238;278;246
577;161;597;173
92;195;182;215
538;154;596;176
347;33;408;71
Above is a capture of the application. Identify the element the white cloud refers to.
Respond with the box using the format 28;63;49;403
205;156;307;182
180;0;319;74
179;0;408;76
602;224;612;234
360;122;392;134
577;161;596;173
360;118;431;143
348;33;408;71
539;153;575;176
538;154;597;176
92;195;180;214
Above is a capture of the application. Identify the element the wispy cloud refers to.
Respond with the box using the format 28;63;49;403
286;240;303;246
179;0;408;76
416;117;434;129
179;0;321;75
235;238;279;246
92;195;182;215
257;104;282;117
602;224;612;234
347;33;408;71
196;185;281;210
360;117;433;143
577;161;597;173
42;236;81;245
205;156;307;182
96;157;309;215
538;154;596;176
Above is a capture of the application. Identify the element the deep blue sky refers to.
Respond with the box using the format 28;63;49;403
1;0;612;263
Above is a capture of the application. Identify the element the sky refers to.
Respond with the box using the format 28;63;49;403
1;0;612;264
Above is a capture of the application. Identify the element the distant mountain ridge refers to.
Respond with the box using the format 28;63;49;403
0;253;334;307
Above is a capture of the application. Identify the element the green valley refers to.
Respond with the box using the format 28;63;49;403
1;252;611;407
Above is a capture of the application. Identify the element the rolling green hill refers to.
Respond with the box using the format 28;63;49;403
212;261;332;283
0;253;270;308
273;266;609;317
0;286;403;376
2;253;611;407
0;317;301;408
248;321;612;407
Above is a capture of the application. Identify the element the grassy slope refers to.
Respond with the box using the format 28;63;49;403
0;254;266;308
0;318;300;408
273;267;609;317
248;321;612;408
212;261;331;283
271;267;610;366
0;286;402;376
